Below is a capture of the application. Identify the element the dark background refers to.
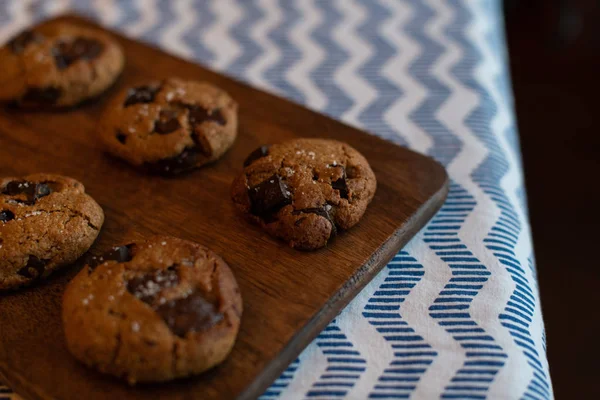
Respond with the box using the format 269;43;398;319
504;0;600;398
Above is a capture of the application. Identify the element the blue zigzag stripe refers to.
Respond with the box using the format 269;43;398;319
483;1;521;159
310;0;353;118
180;0;216;64
356;0;407;146
449;0;551;398
362;251;437;399
26;0;47;21
426;183;508;399
113;0;141;31
0;0;12;29
226;0;264;80
516;185;529;222
139;0;175;44
304;323;367;398
264;0;305;105
407;0;462;166
259;359;300;399
407;0;507;396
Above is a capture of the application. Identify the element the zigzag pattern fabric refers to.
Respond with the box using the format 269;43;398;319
0;1;553;399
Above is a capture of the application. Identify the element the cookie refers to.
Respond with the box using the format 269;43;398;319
0;21;124;108
0;174;104;289
99;78;238;175
231;139;377;250
62;236;243;384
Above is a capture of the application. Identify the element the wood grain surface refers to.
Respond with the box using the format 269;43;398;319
0;15;448;400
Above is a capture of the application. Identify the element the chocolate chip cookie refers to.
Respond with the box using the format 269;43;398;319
0;21;124;108
99;78;238;175
0;174;104;289
62;236;243;384
232;139;377;250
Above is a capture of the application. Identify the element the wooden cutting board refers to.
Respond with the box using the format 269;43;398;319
0;14;448;400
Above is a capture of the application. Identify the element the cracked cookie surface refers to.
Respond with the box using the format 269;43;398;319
0;21;124;108
99;78;238;175
62;235;243;384
232;138;377;250
0;174;104;289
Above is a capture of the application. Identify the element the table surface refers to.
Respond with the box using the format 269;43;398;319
0;1;554;399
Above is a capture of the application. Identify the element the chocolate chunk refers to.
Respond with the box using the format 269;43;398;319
8;30;43;53
127;268;179;304
154;110;181;134
3;181;27;196
331;167;349;199
116;132;127;144
35;182;52;199
187;106;226;126
143;147;200;175
53;37;104;69
17;256;46;279
292;206;337;237
2;181;53;205
0;210;15;223
88;244;135;271
248;174;292;216
155;292;223;337
124;85;160;107
21;87;61;105
243;145;270;167
332;178;348;199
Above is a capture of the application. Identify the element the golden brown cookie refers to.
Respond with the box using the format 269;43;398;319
0;21;124;108
0;174;104;289
99;78;238;175
232;138;377;250
62;236;243;384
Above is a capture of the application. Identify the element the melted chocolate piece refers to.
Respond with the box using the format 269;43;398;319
88;244;135;271
127;268;179;304
243;145;270;167
143;147;200;175
8;30;43;53
53;37;104;69
116;132;127;144
154;110;181;134
187;106;226;126
2;181;53;205
292;206;337;236
248;174;292;216
124;85;160;107
17;256;46;279
331;167;349;199
21;87;61;105
0;210;15;223
155;292;223;337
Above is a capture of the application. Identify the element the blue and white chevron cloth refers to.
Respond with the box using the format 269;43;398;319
0;1;553;399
